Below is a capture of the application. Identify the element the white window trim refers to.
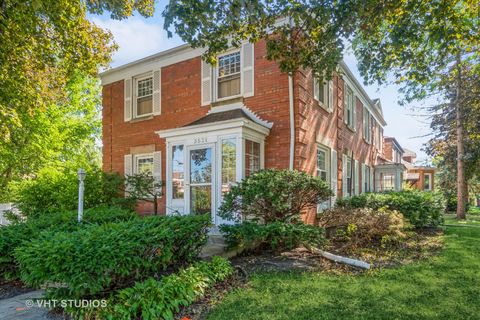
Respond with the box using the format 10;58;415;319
344;85;356;131
133;73;154;119
317;144;331;212
134;153;154;175
214;49;242;102
424;173;432;191
314;78;332;112
363;107;371;144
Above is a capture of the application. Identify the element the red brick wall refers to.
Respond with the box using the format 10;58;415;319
102;41;292;215
408;168;435;190
102;41;384;219
383;139;393;161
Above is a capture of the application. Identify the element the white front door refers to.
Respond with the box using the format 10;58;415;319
186;144;215;222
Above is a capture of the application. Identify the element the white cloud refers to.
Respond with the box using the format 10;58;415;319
90;16;184;68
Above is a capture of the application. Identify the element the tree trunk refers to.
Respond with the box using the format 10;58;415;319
153;196;158;215
455;54;467;219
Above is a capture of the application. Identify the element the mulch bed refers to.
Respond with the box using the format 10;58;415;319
0;279;33;300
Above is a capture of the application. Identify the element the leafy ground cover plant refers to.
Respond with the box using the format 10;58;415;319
317;207;409;249
0;206;136;280
220;222;325;252
336;190;444;228
14;215;210;299
75;257;234;320
218;169;332;223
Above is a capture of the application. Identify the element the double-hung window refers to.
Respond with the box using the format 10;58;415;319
363;107;371;143
217;51;241;99
313;77;332;111
424;173;432;190
317;145;331;210
345;85;355;129
364;165;371;192
135;76;153;117
135;154;154;176
245;140;260;177
345;157;352;196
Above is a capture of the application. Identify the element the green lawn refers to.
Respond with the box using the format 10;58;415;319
208;222;480;320
445;212;480;226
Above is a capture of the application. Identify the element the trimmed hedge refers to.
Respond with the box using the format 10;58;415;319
0;206;136;280
15;214;210;299
78;257;234;320
335;190;444;228
220;221;325;252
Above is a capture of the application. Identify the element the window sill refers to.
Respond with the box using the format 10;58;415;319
363;138;371;145
317;101;333;113
211;96;244;107
130;114;154;123
346;125;356;133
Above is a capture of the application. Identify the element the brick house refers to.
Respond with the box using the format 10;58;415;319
402;148;436;191
101;41;393;225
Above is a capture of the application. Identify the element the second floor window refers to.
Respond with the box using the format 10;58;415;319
345;85;355;129
136;77;153;117
363;107;371;143
218;51;241;99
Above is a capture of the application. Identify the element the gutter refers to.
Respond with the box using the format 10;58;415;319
288;73;295;170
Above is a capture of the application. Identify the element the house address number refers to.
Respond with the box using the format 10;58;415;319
193;137;208;144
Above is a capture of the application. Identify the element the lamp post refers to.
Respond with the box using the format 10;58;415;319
77;168;86;223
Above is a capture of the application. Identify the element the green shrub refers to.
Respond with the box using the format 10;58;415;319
15;215;210;299
218;169;332;223
220;221;325;252
336;190;444;228
75;257;233;320
318;207;409;248
10;166;128;217
0;206;136;280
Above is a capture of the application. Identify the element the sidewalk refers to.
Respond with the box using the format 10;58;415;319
0;290;49;320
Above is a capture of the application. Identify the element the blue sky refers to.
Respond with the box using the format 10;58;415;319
90;7;433;162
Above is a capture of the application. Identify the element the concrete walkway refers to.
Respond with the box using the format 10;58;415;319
0;290;49;320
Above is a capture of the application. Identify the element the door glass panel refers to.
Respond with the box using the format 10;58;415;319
190;148;212;184
221;139;236;194
189;147;212;215
191;185;212;215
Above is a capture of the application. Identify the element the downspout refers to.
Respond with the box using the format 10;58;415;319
288;73;295;170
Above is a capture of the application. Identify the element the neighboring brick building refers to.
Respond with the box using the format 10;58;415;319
402;148;436;191
101;41;391;224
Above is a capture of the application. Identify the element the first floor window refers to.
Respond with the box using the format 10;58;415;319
135;76;153;117
317;145;331;211
364;165;371;192
382;174;395;191
345;157;352;196
424;173;432;190
245;139;260;177
135;155;154;175
217;51;241;99
172;145;184;199
221;139;237;193
317;146;330;182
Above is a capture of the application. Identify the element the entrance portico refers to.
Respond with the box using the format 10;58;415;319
157;103;272;225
